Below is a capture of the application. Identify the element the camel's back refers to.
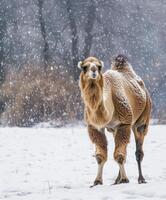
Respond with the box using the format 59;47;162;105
103;67;147;124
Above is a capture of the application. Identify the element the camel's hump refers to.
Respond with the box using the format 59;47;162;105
113;54;128;69
111;55;136;75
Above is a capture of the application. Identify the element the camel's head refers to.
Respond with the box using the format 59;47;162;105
78;57;104;80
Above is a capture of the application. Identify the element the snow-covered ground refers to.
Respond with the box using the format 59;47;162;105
0;125;166;200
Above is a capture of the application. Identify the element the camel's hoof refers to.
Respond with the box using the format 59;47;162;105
114;178;129;185
90;180;103;188
138;176;147;184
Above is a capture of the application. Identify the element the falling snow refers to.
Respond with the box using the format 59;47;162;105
0;0;166;125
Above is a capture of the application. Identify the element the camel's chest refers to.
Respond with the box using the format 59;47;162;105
85;87;114;130
85;106;112;130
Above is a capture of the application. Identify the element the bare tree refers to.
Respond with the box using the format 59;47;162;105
65;0;79;80
37;0;50;69
0;1;6;83
82;1;96;59
65;0;97;80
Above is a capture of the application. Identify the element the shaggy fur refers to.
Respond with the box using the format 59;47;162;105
78;55;151;186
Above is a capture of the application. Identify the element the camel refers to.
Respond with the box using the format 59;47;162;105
78;55;151;187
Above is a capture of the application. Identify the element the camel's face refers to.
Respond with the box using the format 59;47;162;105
78;57;104;80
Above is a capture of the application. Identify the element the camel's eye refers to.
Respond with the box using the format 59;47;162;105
81;66;87;73
98;66;102;71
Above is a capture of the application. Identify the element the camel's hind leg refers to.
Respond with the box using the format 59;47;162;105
132;124;148;184
114;124;131;184
133;91;151;184
88;125;107;187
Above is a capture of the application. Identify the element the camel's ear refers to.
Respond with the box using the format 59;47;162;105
77;61;83;69
100;61;104;68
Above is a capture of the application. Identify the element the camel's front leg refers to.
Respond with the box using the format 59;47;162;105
114;124;131;184
88;125;107;187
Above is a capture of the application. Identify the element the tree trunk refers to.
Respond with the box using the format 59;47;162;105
0;4;6;84
66;0;80;80
82;1;96;59
38;0;50;70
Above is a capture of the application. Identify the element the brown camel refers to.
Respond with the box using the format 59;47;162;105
78;55;151;187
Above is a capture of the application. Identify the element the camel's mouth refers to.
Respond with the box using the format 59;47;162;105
88;70;99;80
92;73;96;79
91;71;97;79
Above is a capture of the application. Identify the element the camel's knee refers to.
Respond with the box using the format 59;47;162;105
114;151;126;164
95;144;107;165
96;153;107;164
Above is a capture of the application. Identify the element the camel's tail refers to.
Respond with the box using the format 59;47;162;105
113;54;128;69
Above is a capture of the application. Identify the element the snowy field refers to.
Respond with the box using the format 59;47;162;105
0;125;166;200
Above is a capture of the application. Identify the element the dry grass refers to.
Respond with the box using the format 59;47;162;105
0;65;82;127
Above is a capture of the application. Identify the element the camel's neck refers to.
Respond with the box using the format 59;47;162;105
83;79;112;128
80;75;112;128
82;78;105;111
